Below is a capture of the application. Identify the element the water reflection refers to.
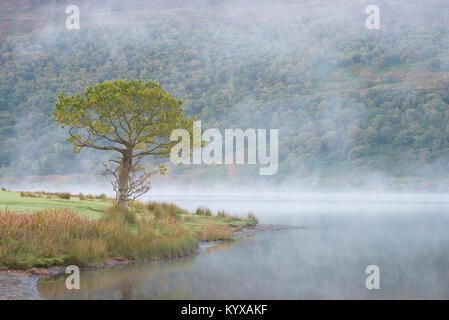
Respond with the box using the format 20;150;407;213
38;257;197;299
37;197;449;299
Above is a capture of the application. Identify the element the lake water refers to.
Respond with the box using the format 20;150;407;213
37;193;449;299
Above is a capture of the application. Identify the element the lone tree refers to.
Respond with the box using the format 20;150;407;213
53;80;193;205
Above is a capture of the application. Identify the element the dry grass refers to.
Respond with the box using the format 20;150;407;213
147;201;188;220
0;207;197;269
247;211;258;224
217;210;230;218
102;205;137;225
196;222;234;241
128;200;146;211
0;194;258;270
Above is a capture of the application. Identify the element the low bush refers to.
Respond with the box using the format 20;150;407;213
20;191;40;198
57;192;71;200
97;193;108;201
195;207;212;216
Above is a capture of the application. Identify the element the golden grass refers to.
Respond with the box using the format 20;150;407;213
0;207;197;269
247;211;258;224
147;201;188;220
196;222;234;241
217;210;230;218
102;205;137;225
0;194;259;270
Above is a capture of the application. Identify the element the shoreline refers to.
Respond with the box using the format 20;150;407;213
0;223;300;300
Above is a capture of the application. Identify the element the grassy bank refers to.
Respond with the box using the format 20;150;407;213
0;191;257;269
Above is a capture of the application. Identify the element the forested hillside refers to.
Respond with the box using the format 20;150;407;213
1;0;449;190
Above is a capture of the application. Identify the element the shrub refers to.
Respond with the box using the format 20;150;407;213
97;193;108;201
1;187;6;191
20;191;39;198
57;192;71;200
78;193;86;200
195;207;212;216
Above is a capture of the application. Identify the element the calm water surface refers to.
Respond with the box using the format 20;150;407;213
37;193;449;299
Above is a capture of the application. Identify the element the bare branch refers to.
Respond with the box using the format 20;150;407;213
99;162;154;202
69;127;126;153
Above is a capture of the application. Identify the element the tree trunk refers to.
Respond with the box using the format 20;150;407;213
116;151;132;206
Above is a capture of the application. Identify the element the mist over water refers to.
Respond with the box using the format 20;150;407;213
2;0;449;300
38;193;449;299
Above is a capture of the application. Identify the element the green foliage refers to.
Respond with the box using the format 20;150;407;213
1;2;449;186
96;193;108;201
52;80;193;157
52;79;194;202
57;192;70;200
20;191;40;198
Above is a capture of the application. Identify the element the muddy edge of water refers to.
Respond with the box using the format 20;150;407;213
0;224;300;300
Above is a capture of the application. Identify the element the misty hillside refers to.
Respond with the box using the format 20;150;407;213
1;0;449;190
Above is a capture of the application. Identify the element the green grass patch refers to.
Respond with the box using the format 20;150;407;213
0;191;112;218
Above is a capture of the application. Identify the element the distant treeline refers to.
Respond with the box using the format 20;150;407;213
1;0;449;185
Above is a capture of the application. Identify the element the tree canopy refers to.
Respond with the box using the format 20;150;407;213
52;80;193;203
